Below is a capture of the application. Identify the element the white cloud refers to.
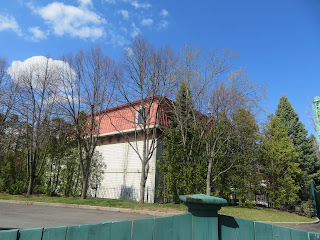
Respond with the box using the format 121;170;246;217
7;56;75;91
0;14;22;36
33;2;106;40
141;18;153;26
161;9;168;17
131;1;151;9
78;0;92;8
118;10;129;20
28;26;47;41
130;22;140;38
109;32;127;46
158;20;168;29
107;0;151;8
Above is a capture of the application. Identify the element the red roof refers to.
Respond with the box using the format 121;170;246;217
98;97;171;135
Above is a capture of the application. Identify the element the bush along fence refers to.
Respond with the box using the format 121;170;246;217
1;194;320;240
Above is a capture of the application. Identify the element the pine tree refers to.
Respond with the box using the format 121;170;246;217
275;95;320;195
260;114;301;208
158;81;206;203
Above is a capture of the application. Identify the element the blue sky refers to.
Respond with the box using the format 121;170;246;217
1;0;320;135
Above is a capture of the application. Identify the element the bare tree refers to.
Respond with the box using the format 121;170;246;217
0;57;18;124
7;56;63;196
111;35;176;204
166;46;237;165
166;46;265;196
58;46;115;199
203;68;265;195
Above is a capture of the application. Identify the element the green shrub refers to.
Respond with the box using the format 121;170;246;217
7;181;27;195
239;200;256;208
300;200;314;218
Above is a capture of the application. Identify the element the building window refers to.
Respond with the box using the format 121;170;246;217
137;108;143;124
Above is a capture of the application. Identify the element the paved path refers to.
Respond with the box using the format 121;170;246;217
0;202;154;229
272;222;320;233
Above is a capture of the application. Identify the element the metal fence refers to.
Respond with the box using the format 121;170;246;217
1;194;319;240
1;213;319;240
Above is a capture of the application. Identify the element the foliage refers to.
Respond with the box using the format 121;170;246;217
45;147;105;197
216;109;260;205
275;95;320;198
44;118;106;197
0;115;106;198
158;81;207;203
201;73;265;196
260;114;301;208
0;115;27;194
205;113;233;194
1;41;318;209
0;153;27;194
300;200;314;218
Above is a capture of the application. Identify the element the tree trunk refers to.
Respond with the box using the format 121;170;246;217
81;175;89;199
206;158;213;196
27;173;35;197
139;161;146;204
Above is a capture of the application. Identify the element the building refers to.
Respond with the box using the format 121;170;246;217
90;97;171;203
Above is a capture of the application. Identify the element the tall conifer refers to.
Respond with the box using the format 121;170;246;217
158;81;206;203
260;114;301;208
275;95;320;194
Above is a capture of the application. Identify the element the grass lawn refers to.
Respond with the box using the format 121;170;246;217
0;193;315;223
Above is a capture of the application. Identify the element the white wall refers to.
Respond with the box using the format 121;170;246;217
91;138;157;203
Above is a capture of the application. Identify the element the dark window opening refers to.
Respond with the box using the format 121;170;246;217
137;108;143;124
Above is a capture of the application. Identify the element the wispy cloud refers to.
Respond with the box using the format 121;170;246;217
158;20;168;29
0;14;22;36
161;9;169;17
105;0;151;8
78;0;93;8
130;22;140;37
130;1;151;9
101;0;169;41
109;31;127;46
118;10;129;20
31;2;106;40
21;0;168;45
28;26;47;41
141;18;153;26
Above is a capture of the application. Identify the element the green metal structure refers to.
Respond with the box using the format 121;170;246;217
313;96;320;148
0;194;319;240
311;183;320;219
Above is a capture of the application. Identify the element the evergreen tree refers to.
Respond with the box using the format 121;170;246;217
275;95;320;195
158;81;206;203
0;115;27;194
260;114;301;208
216;108;260;205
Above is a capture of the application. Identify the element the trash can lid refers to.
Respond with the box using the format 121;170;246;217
179;194;227;205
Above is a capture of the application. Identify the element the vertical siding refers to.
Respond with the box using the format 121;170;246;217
126;141;142;169
96;142;126;169
94;138;157;203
